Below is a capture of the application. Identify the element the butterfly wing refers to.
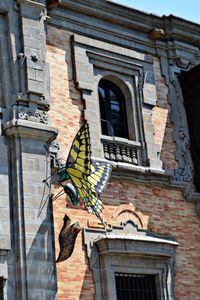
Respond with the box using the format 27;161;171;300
80;161;112;220
88;161;112;194
66;123;91;174
66;123;112;220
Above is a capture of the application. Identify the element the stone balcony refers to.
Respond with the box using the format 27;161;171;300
101;136;143;166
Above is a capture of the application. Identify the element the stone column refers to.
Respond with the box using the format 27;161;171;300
4;120;57;300
0;0;58;298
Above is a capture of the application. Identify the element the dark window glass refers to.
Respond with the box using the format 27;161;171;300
115;273;157;300
98;79;128;138
179;64;200;191
0;278;3;300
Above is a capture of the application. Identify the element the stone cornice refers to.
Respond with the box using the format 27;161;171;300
48;0;200;49
58;0;159;32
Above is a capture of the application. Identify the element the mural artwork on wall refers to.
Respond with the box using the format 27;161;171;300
46;123;112;262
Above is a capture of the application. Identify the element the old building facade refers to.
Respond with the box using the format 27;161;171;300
0;0;200;299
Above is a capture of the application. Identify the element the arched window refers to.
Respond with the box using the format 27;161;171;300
98;79;128;139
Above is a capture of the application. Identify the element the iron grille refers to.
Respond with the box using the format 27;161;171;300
115;273;157;300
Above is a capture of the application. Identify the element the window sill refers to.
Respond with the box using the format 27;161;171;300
112;161;172;184
100;135;141;147
92;155;172;185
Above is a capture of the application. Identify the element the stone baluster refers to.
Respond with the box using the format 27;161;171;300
115;144;122;161
103;143;110;160
131;148;138;165
126;147;132;163
121;146;128;162
109;144;116;161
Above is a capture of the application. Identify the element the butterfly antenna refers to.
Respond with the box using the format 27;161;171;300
42;169;58;184
52;189;65;201
52;182;65;201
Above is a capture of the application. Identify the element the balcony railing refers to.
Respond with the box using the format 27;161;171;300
101;136;143;166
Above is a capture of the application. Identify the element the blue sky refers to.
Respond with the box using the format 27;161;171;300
114;0;200;24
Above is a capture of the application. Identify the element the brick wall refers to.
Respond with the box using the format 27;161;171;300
47;26;200;299
152;57;177;171
47;27;95;299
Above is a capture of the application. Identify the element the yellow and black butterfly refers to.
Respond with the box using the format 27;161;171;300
57;123;112;222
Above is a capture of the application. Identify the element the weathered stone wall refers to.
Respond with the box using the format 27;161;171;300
0;1;57;299
47;24;200;300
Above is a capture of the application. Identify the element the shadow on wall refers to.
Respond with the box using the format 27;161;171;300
79;242;95;300
25;199;57;299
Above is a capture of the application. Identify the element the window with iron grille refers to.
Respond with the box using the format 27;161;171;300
0;277;3;300
115;273;157;300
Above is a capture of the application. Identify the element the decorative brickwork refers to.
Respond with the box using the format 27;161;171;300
111;203;149;230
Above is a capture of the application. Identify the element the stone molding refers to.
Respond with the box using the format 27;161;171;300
84;219;178;300
72;34;163;171
49;0;200;54
156;40;200;210
3;118;57;142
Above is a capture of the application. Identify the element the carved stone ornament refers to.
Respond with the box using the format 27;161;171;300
18;105;48;124
49;140;60;170
166;57;194;184
174;57;191;69
174;128;192;182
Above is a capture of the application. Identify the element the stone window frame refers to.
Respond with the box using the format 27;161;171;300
91;55;143;144
95;71;146;166
72;34;163;171
84;222;178;300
